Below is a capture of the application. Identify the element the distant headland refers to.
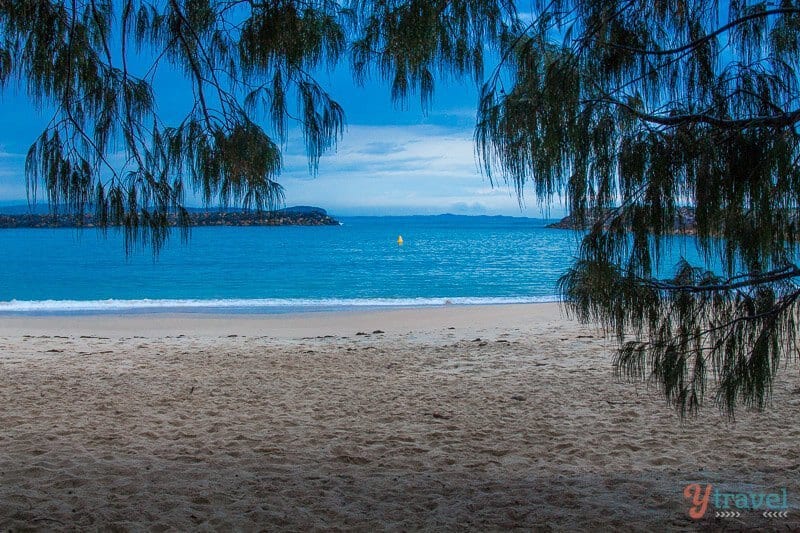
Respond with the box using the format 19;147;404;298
546;207;697;234
0;205;340;228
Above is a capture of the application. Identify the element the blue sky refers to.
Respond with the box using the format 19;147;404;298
0;48;557;218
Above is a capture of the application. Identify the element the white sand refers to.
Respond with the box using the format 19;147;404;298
0;303;797;530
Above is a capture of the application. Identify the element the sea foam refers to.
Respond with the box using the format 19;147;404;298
0;296;559;314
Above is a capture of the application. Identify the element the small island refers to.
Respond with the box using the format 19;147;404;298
0;206;340;229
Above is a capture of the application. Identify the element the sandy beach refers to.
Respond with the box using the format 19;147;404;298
0;303;798;530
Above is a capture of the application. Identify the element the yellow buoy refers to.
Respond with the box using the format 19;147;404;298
397;235;404;246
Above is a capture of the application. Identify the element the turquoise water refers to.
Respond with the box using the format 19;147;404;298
0;215;702;314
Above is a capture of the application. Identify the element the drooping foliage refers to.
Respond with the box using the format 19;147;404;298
0;0;512;252
349;0;513;106
475;1;800;416
2;0;352;251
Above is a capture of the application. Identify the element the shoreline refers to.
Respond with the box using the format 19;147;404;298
0;297;560;317
0;302;569;339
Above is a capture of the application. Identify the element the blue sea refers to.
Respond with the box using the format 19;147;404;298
0;215;702;314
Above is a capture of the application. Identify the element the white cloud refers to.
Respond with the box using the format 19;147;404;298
280;123;538;216
0;123;564;217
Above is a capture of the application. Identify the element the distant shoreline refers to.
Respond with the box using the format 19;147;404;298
0;206;340;228
546;207;697;233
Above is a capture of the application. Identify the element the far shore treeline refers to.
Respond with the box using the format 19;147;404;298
0;206;339;228
546;207;698;234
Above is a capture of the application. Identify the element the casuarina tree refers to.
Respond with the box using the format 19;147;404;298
476;0;800;416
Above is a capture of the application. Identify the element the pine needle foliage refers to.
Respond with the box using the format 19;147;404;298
476;0;800;417
1;0;511;253
3;0;351;252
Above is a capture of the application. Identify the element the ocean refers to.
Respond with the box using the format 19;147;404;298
0;215;701;314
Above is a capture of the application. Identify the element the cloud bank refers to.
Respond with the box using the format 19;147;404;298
280;124;541;216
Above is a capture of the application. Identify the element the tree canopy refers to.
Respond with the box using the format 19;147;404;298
476;0;800;417
0;0;511;249
3;0;800;416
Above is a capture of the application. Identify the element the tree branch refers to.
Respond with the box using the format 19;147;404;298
597;97;800;130
606;7;800;57
645;264;800;293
